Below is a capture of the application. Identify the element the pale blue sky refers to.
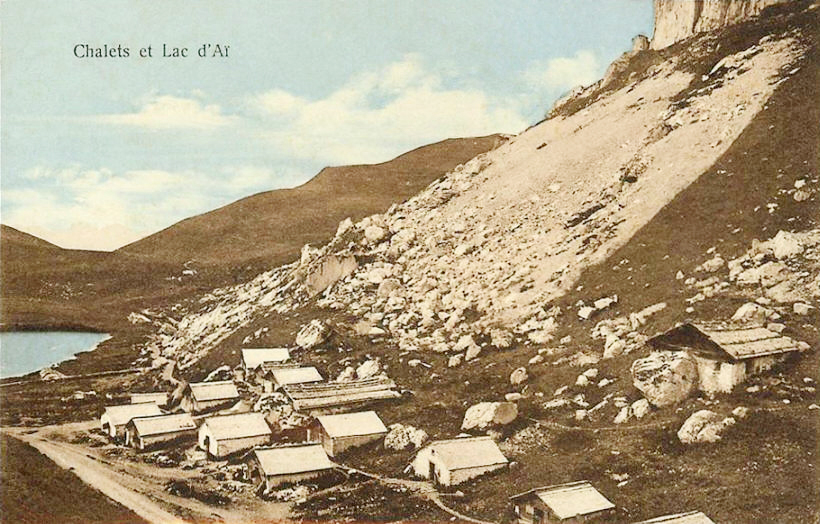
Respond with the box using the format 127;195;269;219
1;0;654;250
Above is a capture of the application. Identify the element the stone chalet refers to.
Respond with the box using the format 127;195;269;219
633;511;715;524
125;413;197;451
249;443;336;490
241;347;290;373
266;367;323;391
309;410;388;457
181;381;240;414
198;412;272;459
510;481;615;523
100;403;163;440
130;392;169;407
412;436;508;486
648;321;803;394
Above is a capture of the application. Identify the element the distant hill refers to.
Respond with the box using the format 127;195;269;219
119;135;507;272
0;135;506;330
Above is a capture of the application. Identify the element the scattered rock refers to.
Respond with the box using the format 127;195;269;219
505;392;524;402
631;398;651;419
678;410;736;444
510;367;529;386
336;366;356;382
697;254;725;273
731;302;776;323
356;360;381;379
490;329;514;349
631;351;698;407
766;322;786;333
578;306;596;320
732;406;749;419
794;303;814;315
614;406;631;424
528;354;544;365
384;423;428;450
296;320;331;349
461;402;518;430
364;225;387;244
576;375;590;387
448;354;464;368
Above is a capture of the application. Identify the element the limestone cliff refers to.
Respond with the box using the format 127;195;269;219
651;0;789;49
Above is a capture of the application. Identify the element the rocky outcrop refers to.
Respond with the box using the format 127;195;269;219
678;410;737;444
461;402;518;431
384;423;429;450
651;0;789;49
631;351;699;407
303;254;358;296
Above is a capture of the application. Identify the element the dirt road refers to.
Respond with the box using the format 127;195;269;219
5;425;290;523
11;433;186;524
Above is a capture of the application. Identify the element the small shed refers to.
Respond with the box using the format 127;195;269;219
130;392;169;407
633;511;715;524
510;481;615;523
241;347;290;373
266;367;323;391
412;436;508;486
648;321;803;393
100;403;163;440
125;413;197;450
249;443;336;490
181;381;240;414
198;412;272;459
310;411;388;457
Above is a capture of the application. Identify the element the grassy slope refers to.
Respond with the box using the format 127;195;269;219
0;434;146;524
118;135;506;270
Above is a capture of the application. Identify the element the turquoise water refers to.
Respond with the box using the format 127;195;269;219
0;332;110;378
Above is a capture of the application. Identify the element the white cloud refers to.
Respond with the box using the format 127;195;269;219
249;54;528;165
523;50;601;92
98;95;236;130
2;164;290;251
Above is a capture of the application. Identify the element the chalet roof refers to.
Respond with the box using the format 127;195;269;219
130;392;169;405
202;412;271;441
241;347;290;369
284;377;400;411
510;481;614;520
690;322;800;360
130;413;196;437
253;443;335;476
269;367;323;386
103;403;163;427
316;411;388;438
188;381;240;402
423;436;508;471
633;511;715;524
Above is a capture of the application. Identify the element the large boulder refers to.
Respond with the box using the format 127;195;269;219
377;278;403;298
384;423;429;451
677;410;736;444
761;230;803;260
355;360;381;379
461;402;518;431
510;367;528;386
631;351;698;407
296;320;331;349
304;254;358;296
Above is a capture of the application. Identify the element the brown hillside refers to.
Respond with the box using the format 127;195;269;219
118;135;506;271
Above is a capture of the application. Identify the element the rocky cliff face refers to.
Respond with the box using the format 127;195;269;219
652;0;789;49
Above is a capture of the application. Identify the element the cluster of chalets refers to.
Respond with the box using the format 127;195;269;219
99;346;719;521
